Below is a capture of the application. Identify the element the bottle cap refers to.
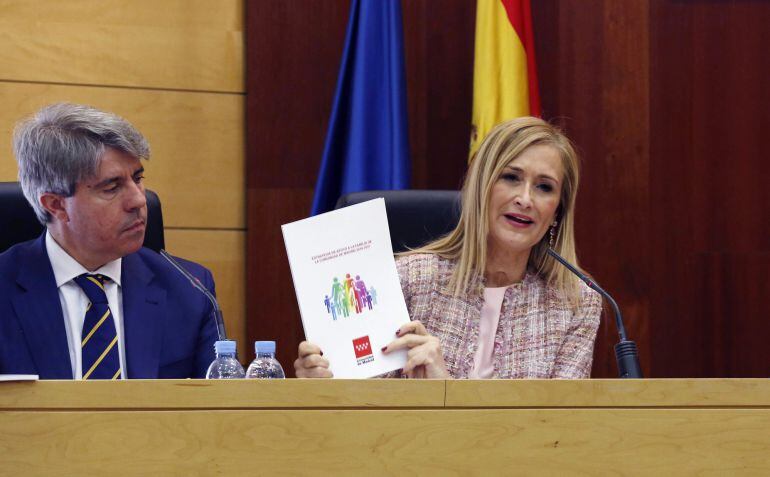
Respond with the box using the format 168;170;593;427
255;340;276;354
214;340;237;355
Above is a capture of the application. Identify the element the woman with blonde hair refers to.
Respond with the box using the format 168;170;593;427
295;117;602;379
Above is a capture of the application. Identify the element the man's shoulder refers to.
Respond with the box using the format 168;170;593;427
0;237;39;261
0;237;44;279
127;247;213;284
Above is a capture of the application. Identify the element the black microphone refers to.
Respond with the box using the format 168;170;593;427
547;248;643;378
160;249;227;341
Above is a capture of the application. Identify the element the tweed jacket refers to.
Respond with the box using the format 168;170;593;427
396;253;602;379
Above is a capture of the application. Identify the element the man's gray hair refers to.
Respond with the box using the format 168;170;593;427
13;103;150;223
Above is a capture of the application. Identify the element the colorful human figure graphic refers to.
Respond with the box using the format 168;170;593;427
341;293;350;317
331;277;344;311
325;274;378;320
341;273;355;314
324;295;339;321
351;286;362;314
354;275;368;310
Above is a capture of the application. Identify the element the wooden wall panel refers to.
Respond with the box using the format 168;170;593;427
246;0;350;190
164;229;245;360
0;82;245;229
0;0;243;92
649;0;770;377
695;254;770;377
0;0;241;30
402;0;476;190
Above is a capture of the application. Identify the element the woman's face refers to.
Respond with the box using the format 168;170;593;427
487;144;564;258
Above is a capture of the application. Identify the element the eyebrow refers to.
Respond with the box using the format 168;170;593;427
506;166;560;183
92;166;145;189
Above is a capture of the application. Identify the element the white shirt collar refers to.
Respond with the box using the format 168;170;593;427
45;231;122;288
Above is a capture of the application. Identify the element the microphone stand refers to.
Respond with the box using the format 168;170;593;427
547;248;643;378
160;250;228;341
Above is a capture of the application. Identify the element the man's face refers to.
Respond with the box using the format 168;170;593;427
60;148;147;268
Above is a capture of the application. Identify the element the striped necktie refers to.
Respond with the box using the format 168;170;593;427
73;274;122;380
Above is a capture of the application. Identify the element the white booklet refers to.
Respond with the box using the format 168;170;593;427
282;199;408;378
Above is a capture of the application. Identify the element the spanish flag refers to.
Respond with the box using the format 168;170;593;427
470;0;540;157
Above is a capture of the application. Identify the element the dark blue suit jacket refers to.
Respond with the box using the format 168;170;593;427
0;234;217;379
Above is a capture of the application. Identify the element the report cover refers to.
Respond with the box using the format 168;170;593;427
282;199;408;378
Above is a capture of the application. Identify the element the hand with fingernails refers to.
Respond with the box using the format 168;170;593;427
383;321;450;379
294;341;333;378
294;321;449;379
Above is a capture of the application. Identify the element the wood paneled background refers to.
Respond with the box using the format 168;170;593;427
647;0;770;377
246;0;769;378
0;0;247;357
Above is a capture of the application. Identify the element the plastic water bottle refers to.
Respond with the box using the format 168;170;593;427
246;341;285;379
206;340;246;379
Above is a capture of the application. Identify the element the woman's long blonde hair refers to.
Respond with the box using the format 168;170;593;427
406;117;585;306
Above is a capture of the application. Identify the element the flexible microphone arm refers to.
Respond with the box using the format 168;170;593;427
160;249;227;341
547;248;643;378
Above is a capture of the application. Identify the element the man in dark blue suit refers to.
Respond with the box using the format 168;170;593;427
0;103;217;379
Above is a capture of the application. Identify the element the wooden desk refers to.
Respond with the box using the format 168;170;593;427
1;379;768;475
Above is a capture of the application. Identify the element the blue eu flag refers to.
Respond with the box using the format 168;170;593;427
311;0;411;215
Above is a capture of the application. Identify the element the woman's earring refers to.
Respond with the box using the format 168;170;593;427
549;221;558;248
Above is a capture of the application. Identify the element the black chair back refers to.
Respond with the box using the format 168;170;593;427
0;182;165;253
335;190;461;253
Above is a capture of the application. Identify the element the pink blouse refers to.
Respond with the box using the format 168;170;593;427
469;287;507;378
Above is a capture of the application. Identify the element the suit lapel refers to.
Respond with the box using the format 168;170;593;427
121;252;165;378
11;235;72;379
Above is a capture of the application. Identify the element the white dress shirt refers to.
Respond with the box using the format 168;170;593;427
45;231;127;379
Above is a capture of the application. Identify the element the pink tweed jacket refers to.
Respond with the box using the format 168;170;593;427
396;253;602;379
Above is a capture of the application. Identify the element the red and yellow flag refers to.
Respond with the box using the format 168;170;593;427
470;0;540;157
